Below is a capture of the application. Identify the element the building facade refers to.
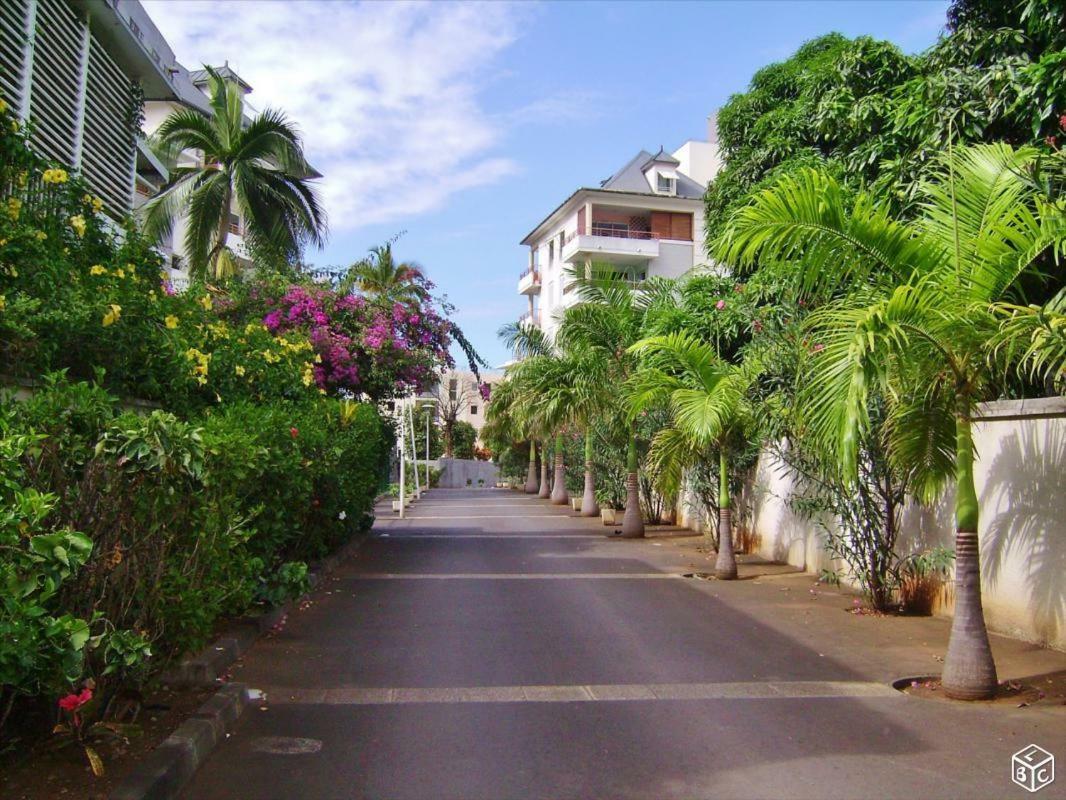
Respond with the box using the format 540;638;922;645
517;132;719;340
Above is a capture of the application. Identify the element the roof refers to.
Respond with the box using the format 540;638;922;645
641;147;681;168
599;149;704;199
190;65;254;94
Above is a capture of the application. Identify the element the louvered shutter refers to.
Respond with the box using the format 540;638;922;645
670;213;692;241
0;0;29;111
28;0;82;168
82;33;134;214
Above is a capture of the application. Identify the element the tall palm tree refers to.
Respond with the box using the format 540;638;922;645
143;66;326;277
340;243;429;302
499;322;554;495
719;143;1062;699
483;376;539;493
629;332;756;579
556;266;672;536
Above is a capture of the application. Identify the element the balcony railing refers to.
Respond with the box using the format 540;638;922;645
589;224;656;239
519;266;540;280
518;266;541;295
518;309;541;327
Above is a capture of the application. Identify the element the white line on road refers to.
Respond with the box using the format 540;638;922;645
258;681;899;706
344;573;684;580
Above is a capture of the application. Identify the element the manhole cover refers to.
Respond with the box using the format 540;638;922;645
250;736;323;755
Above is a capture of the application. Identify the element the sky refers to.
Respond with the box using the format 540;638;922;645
142;0;949;368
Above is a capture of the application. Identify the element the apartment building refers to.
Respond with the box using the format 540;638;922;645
517;131;720;339
1;0;185;218
419;369;503;445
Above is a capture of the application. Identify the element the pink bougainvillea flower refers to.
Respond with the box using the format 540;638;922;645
715;300;726;310
290;427;299;438
58;687;93;711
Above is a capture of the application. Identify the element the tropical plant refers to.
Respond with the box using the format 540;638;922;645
553;266;675;536
718;141;1064;699
629;332;757;577
339;243;429;303
992;287;1066;392
142;66;326;277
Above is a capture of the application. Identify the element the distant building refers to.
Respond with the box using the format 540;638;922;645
418;369;503;444
516;125;720;340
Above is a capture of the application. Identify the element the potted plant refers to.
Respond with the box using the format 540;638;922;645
571;497;582;512
595;483;623;526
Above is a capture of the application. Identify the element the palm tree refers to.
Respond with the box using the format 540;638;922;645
629;332;756;578
483;376;539;493
499;322;554;495
556;266;673;537
143;66;326;277
340;243;429;302
992;287;1066;393
719;142;1062;699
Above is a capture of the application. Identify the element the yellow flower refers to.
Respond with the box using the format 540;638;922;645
0;99;7;114
69;215;86;237
0;295;6;312
235;365;246;376
89;265;107;276
6;197;21;220
164;315;179;329
42;168;68;185
82;194;104;214
198;295;213;311
34;231;46;241
148;290;157;301
302;362;315;387
102;304;122;327
114;268;125;279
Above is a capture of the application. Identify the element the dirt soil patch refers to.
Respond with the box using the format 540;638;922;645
0;684;214;800
900;670;1066;707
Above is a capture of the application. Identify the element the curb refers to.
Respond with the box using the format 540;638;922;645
110;532;371;799
161;532;369;687
109;682;252;800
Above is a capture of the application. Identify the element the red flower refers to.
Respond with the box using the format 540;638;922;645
290;427;299;438
1060;113;1066;130
58;687;93;712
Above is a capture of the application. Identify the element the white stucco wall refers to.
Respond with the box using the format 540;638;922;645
679;398;1066;650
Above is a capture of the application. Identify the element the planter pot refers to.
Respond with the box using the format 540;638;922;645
391;500;403;513
571;498;582;512
600;508;618;526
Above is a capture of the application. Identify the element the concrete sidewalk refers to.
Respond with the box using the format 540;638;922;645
180;488;1065;800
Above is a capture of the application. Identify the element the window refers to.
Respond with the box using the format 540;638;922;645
548;240;554;265
656;173;675;194
228;213;241;235
448;378;457;400
470;405;478;416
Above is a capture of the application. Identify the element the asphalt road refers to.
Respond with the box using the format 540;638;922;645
182;489;1065;800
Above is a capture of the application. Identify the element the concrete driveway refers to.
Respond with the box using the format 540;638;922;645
182;488;1065;799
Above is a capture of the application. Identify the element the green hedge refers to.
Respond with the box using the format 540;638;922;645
1;375;389;731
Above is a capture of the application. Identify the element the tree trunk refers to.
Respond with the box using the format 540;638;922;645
524;440;538;493
714;447;738;579
538;439;550;498
942;413;997;700
550;433;568;504
443;422;454;458
208;182;232;276
620;428;644;538
581;428;598;516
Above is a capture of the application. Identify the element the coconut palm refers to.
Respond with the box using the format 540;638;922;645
629;332;756;578
556;266;673;536
340;243;429;302
719;142;1063;699
143;66;326;277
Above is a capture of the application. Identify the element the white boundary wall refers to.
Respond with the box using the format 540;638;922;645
680;397;1066;651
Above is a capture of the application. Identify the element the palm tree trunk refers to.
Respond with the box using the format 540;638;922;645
620;426;644;538
538;438;550;498
524;440;538;493
714;447;738;579
551;433;568;504
942;413;997;700
209;182;232;276
581;428;598;516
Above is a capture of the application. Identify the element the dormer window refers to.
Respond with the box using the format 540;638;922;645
656;173;676;195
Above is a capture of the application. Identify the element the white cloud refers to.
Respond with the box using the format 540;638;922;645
142;0;529;231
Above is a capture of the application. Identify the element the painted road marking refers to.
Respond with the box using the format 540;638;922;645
258;681;899;706
343;572;683;580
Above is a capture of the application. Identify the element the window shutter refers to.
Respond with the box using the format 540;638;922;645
650;212;671;239
670;213;692;241
82;33;135;216
28;0;82;168
0;0;29;112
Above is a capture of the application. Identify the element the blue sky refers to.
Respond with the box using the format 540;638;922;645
144;0;948;367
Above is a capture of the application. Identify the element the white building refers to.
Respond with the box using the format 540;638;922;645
517;130;720;339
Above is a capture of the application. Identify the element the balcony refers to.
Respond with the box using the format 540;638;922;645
563;225;660;265
518;308;541;328
518;266;541;295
